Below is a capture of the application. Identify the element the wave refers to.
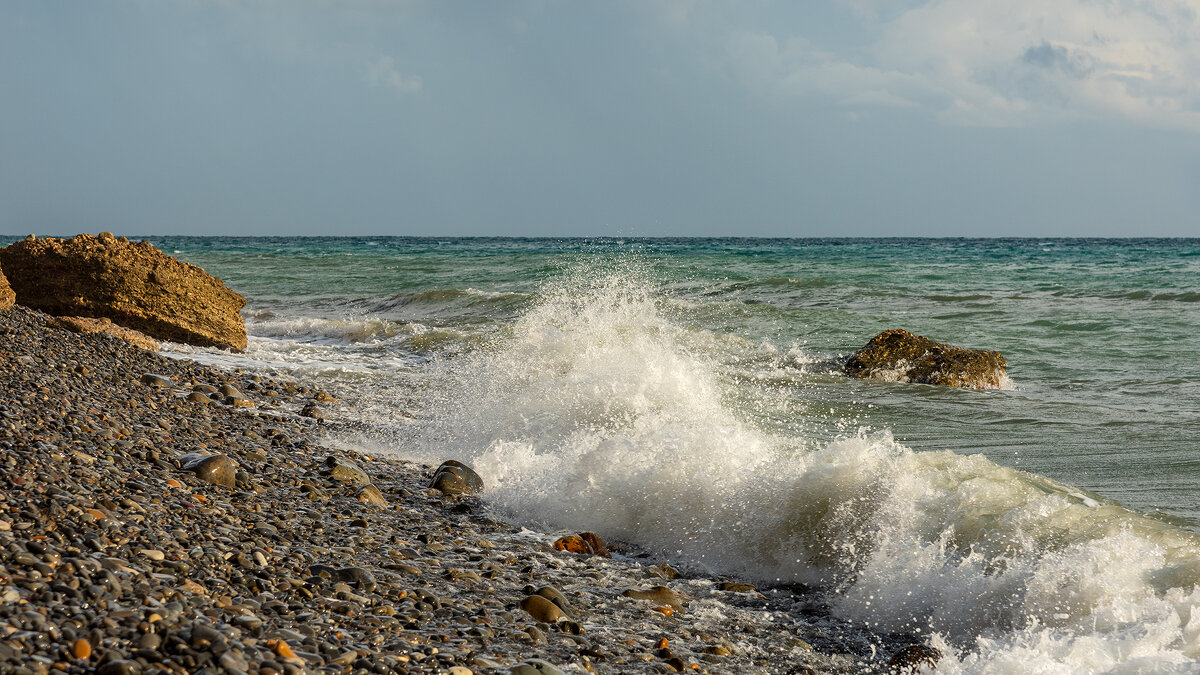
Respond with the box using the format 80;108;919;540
397;263;1200;671
369;288;532;315
247;316;408;344
243;315;486;358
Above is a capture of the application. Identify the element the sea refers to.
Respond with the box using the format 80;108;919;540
24;235;1200;672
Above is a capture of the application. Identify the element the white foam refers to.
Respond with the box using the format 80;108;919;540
397;264;1200;671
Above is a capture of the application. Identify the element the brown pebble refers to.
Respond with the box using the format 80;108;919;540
553;535;590;555
72;638;91;659
518;594;564;623
623;586;687;611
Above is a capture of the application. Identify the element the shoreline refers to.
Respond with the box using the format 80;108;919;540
0;305;915;674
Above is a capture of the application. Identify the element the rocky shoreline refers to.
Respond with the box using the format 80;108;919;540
1;304;928;674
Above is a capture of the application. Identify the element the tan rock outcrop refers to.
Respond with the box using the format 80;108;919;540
50;316;159;351
844;329;1007;389
0;262;13;311
0;233;246;349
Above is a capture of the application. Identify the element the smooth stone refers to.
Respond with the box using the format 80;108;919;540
430;460;484;494
324;457;370;484
186;391;211;404
141;373;172;387
138;549;165;562
519;594;563;623
96;660;140;675
356;484;388;507
334;567;378;592
510;659;566;675
647;563;681;580
535;586;577;617
552;532;610;558
182;453;237;488
300;403;325;419
622;586;687;611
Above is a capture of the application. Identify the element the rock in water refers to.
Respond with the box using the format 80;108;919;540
888;644;940;673
519;594;564;623
0;262;13;311
843;329;1006;389
552;532;611;558
0;233;247;349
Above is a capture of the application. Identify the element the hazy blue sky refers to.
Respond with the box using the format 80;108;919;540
3;1;1199;237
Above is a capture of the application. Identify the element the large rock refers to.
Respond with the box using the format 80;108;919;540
844;329;1007;389
0;262;13;310
0;233;246;349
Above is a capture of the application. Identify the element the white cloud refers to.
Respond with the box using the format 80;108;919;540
366;56;422;95
709;0;1200;131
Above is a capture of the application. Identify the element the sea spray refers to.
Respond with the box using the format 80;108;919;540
401;263;1200;671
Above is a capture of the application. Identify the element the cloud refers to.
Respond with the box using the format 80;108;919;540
701;0;1200;131
366;56;422;95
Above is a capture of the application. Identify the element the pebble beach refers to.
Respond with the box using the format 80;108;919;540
0;304;904;675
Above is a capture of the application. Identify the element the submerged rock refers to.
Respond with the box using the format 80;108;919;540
0;233;247;349
843;328;1007;389
888;644;940;673
519;594;564;623
622;586;688;612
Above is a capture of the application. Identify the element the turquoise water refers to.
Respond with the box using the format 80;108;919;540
11;235;1200;669
149;236;1200;527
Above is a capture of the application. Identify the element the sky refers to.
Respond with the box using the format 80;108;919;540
2;1;1200;238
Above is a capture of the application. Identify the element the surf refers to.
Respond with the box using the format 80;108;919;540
395;261;1200;672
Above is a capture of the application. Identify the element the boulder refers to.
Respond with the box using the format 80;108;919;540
0;233;246;349
844;329;1006;389
50;316;159;351
0;262;13;310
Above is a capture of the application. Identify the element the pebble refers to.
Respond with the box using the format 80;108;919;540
0;305;880;675
324;456;370;484
430;460;484;494
72;638;91;659
623;586;689;612
182;452;238;487
510;659;566;675
356;484;388;506
518;594;565;624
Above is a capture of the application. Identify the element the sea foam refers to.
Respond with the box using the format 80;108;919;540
402;264;1200;672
